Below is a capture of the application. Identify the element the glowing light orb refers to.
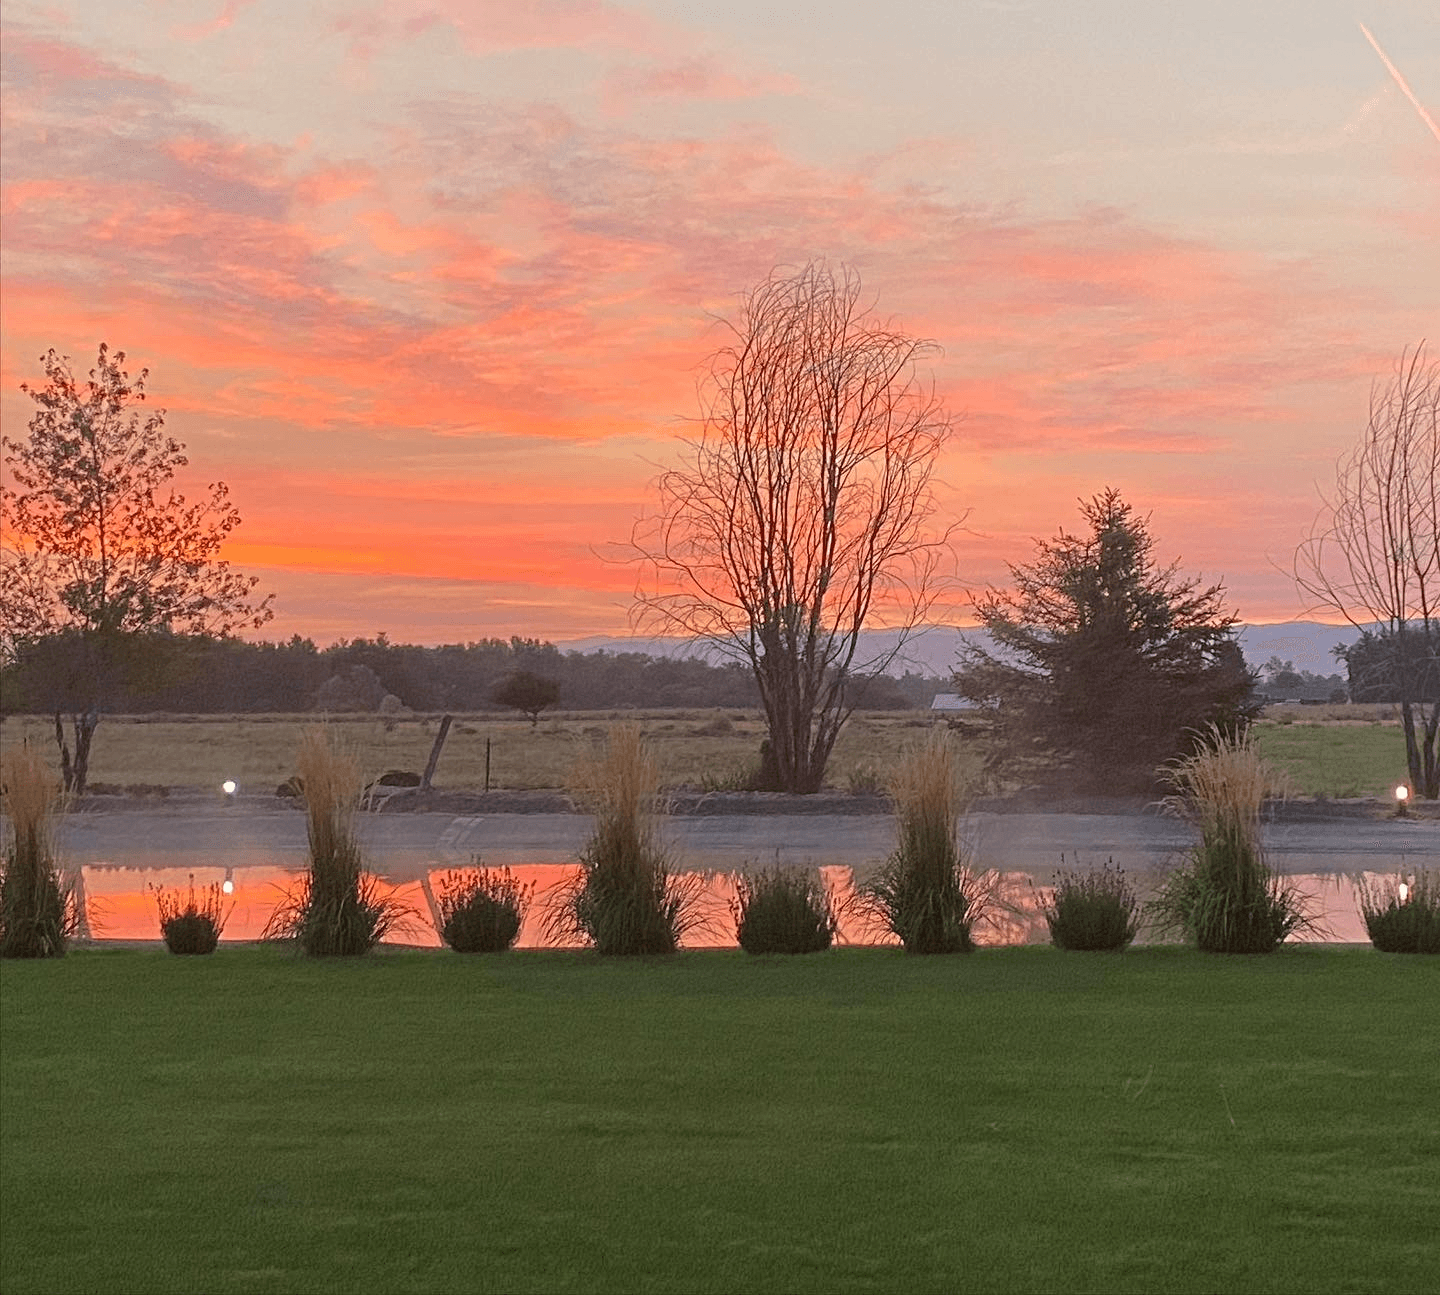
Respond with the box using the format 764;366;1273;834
221;780;238;796
1399;882;1410;903
222;879;235;894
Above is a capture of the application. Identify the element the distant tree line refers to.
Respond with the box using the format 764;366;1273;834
0;630;947;716
1256;657;1348;703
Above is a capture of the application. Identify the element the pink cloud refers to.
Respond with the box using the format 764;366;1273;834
600;55;802;114
332;0;668;60
169;0;259;42
2;27;1424;634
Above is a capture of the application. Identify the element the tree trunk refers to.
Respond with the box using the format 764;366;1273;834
1421;704;1440;799
71;711;99;796
52;712;74;792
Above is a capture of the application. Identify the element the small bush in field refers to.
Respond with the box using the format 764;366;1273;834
1357;870;1440;953
152;875;230;955
437;865;533;952
733;867;835;955
1042;859;1138;951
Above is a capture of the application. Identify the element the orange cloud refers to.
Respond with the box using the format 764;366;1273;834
2;26;1426;639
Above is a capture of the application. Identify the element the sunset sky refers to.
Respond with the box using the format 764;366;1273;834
2;0;1436;645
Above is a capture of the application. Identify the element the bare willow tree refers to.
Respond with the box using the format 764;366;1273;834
635;263;955;793
1;344;272;792
1296;343;1439;797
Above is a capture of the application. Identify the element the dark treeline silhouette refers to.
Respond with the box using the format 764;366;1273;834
1337;629;1440;705
0;631;946;715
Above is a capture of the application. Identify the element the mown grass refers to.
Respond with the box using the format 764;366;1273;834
2;947;1436;1294
1253;719;1409;799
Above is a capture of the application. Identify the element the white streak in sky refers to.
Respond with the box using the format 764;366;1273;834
1358;21;1440;145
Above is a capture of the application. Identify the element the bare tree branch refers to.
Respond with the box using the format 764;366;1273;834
632;263;959;793
1296;342;1440;796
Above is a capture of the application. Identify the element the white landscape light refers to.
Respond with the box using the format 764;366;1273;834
1398;881;1410;903
1394;784;1410;817
222;867;235;895
221;779;238;796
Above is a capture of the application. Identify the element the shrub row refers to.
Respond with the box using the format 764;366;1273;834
6;728;1437;960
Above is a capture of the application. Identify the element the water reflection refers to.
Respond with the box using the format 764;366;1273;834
77;862;1378;946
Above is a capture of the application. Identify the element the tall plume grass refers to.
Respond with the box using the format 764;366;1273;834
263;728;408;955
861;731;991;954
548;723;705;954
1150;725;1314;952
1;743;74;959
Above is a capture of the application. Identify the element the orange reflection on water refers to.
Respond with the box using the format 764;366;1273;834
74;864;1381;948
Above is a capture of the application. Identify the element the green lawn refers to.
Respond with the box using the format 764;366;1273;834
1253;722;1410;798
2;947;1437;1294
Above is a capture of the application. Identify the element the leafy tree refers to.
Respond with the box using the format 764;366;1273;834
956;490;1258;793
1;344;271;790
1257;657;1348;702
1260;657;1306;693
634;262;955;793
491;670;561;724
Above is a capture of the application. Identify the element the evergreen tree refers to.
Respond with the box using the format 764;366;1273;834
956;490;1258;792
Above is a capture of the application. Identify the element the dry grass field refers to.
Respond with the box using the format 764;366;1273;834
0;703;1412;799
0;709;949;795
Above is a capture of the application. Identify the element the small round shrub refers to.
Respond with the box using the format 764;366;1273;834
1042;860;1138;951
1358;870;1440;954
153;876;230;956
733;868;835;955
437;866;533;953
161;913;221;955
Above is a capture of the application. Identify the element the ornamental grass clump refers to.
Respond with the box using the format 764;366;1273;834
1357;869;1440;953
1042;858;1138;951
152;874;231;955
732;867;836;954
264;729;407;956
1151;726;1314;953
549;723;704;955
862;731;988;954
0;744;74;959
437;864;533;953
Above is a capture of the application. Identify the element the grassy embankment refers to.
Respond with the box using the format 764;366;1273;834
0;705;1415;798
2;946;1436;1294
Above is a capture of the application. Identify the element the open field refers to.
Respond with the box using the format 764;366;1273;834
0;710;944;796
2;946;1436;1294
1252;710;1411;799
0;706;1415;800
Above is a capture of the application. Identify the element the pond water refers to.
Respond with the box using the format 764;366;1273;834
74;861;1385;947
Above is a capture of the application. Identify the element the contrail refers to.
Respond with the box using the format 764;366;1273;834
1358;21;1440;145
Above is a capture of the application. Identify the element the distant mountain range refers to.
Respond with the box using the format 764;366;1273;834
558;621;1371;680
